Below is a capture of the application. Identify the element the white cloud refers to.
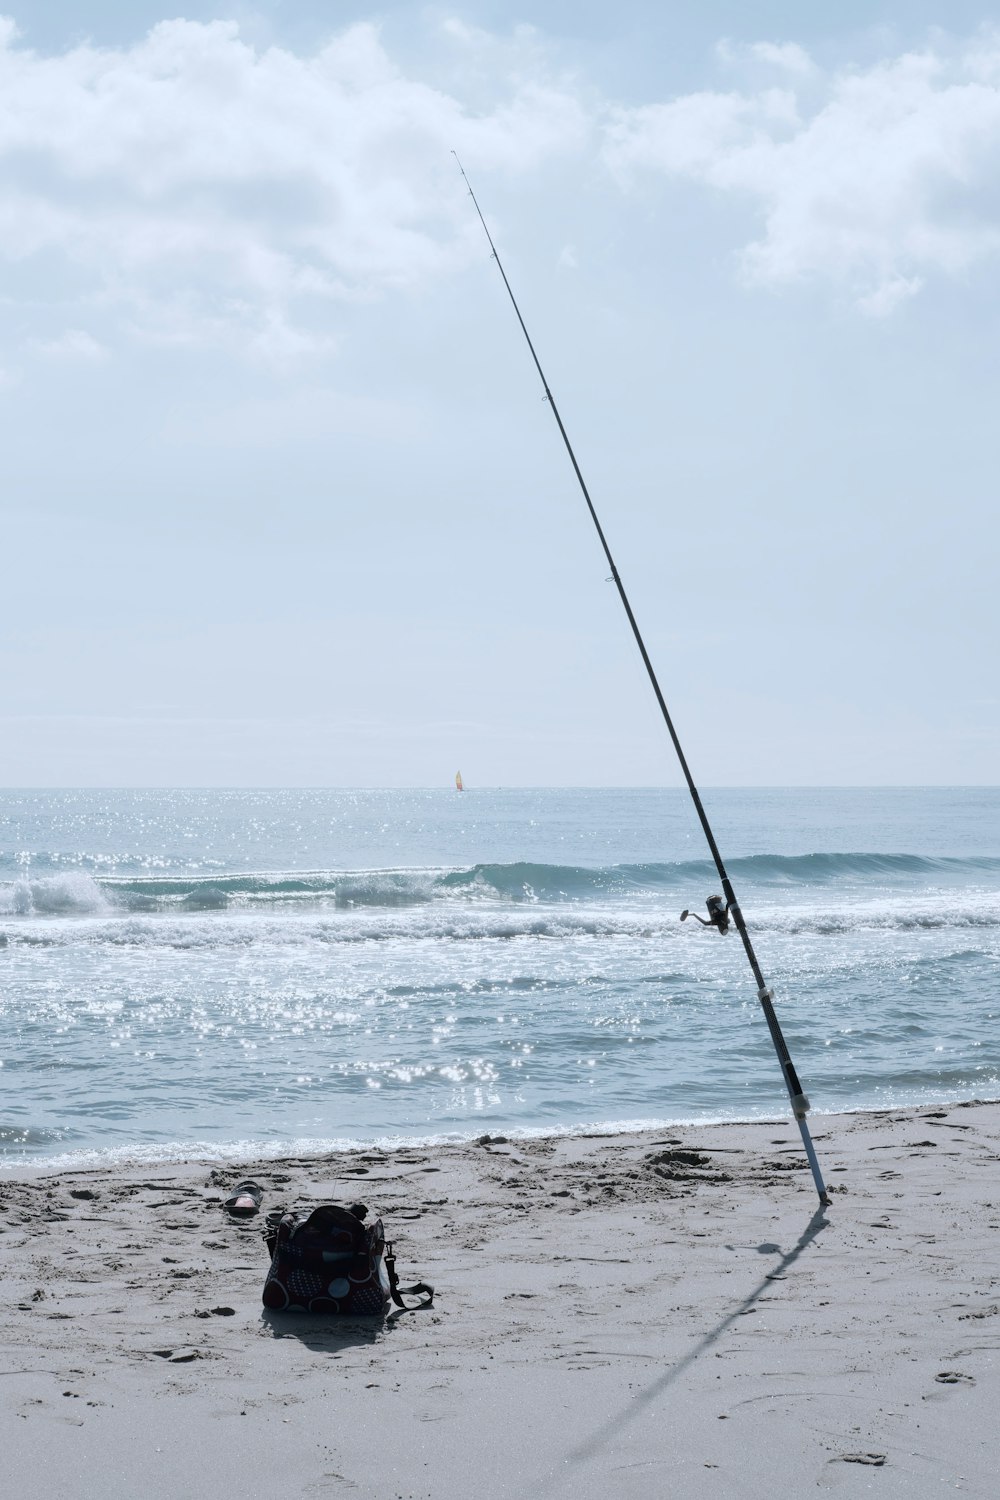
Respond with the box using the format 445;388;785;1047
29;329;108;360
748;42;816;77
716;38;816;78
0;18;589;356
4;15;1000;342
856;273;924;317
605;33;1000;312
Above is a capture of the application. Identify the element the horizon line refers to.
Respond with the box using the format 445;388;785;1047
1;784;998;793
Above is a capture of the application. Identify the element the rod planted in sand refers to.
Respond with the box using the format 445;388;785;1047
455;154;829;1206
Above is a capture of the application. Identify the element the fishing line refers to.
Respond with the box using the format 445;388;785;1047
454;153;829;1206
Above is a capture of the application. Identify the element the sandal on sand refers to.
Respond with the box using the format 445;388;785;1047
224;1181;263;1217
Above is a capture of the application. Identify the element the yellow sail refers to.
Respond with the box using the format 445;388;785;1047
455;771;464;792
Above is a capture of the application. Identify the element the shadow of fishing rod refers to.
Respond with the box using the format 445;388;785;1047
542;1204;830;1493
455;153;829;1206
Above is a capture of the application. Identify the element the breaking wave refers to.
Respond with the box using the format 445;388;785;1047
0;873;111;918
2;851;997;922
2;900;999;951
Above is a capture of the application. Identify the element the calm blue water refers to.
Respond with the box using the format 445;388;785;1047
1;787;998;1166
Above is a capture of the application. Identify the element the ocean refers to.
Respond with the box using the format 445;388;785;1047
1;787;997;1168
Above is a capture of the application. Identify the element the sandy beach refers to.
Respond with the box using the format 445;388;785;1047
1;1102;998;1498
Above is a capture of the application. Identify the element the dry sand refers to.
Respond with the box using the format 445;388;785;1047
1;1102;998;1498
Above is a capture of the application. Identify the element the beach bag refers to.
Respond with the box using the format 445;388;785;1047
262;1204;433;1315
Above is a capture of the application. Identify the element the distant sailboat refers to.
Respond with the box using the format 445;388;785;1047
455;771;464;792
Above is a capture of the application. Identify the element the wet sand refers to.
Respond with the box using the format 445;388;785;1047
1;1102;998;1497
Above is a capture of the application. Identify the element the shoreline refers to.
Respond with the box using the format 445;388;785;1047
3;1099;1000;1496
5;1092;1000;1178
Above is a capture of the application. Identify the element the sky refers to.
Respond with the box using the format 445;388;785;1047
1;2;999;787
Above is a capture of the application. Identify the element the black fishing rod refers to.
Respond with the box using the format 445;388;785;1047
455;154;829;1206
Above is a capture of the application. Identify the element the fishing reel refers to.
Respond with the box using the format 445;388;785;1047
680;894;730;934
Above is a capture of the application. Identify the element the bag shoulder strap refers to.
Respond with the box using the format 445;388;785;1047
384;1242;434;1311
